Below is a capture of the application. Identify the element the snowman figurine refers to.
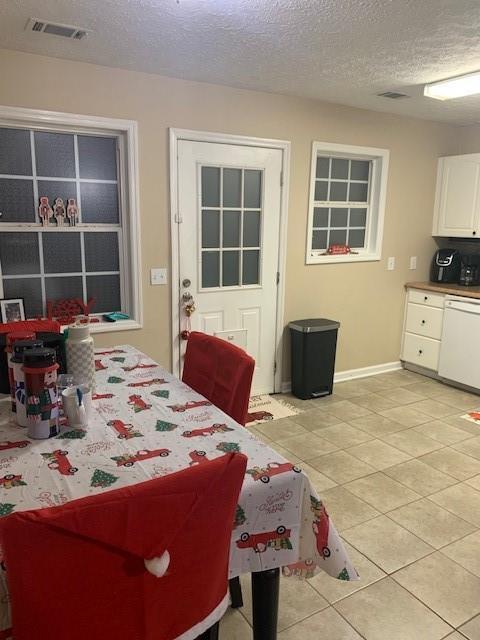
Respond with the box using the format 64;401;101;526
38;196;53;226
53;198;66;227
67;198;79;226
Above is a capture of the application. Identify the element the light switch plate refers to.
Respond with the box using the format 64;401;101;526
387;257;395;271
409;256;417;270
151;268;168;285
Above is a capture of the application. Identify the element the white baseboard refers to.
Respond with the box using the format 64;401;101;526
280;360;402;394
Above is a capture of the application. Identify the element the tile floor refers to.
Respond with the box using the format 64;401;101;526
222;369;480;639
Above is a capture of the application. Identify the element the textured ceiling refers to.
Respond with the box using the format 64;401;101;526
1;0;480;124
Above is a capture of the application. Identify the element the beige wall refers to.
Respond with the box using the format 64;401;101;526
0;48;460;381
458;125;480;154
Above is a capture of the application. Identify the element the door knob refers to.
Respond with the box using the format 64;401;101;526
182;278;191;287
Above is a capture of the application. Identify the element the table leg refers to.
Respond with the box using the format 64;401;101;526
229;576;243;608
251;568;280;640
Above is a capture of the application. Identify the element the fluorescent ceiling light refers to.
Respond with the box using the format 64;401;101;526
424;71;480;100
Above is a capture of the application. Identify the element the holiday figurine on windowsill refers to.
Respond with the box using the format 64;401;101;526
38;197;53;226
53;198;66;227
67;198;78;226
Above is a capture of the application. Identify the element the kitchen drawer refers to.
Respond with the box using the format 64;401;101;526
408;289;444;309
405;303;444;339
402;333;440;371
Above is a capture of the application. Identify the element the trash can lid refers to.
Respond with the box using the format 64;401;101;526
289;318;340;333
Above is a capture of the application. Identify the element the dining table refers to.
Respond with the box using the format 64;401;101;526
0;345;357;639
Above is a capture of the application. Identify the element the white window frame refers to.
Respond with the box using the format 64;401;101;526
306;141;389;264
0;105;142;333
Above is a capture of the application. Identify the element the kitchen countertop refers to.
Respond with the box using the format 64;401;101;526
405;281;480;299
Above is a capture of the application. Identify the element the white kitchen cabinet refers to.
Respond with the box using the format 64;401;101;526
401;288;445;372
432;154;480;238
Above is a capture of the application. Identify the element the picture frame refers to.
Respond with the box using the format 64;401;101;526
0;298;26;323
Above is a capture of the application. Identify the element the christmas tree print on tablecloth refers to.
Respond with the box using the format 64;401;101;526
110;357;126;363
0;503;15;517
216;442;241;453
337;567;350;581
234;504;246;527
57;429;86;439
151;390;170;399
108;376;125;384
90;469;119;489
155;420;178;432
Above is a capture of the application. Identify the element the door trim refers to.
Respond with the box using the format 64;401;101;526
169;128;290;393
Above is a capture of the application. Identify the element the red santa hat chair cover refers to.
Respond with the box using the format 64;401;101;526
0;453;247;640
182;332;255;427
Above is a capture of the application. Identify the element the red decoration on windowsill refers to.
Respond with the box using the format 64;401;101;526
321;244;359;255
46;298;97;325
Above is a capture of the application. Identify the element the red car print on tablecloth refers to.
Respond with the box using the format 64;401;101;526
127;394;152;413
246;410;274;423
92;393;114;401
310;496;331;558
236;526;292;553
0;440;30;452
107;420;143;440
188;450;210;466
111;448;170;467
283;559;315;579
182;423;234;438
95;359;108;371
247;462;302;484
127;379;167;388
168;400;212;413
0;474;26;489
122;363;157;372
41;450;78;476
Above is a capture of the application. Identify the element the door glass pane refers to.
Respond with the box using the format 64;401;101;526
349;182;368;202
350;208;367;227
330;181;348;201
351;160;370;181
348;229;366;248
243;211;260;247
80;182;119;223
222;251;240;286
316;157;330;179
223;168;241;207
0;178;35;223
34;132;75;178
87;274;121;312
84;232;119;271
329;229;347;245
244;170;262;208
78;135;117;181
331;158;349;179
314;180;328;201
223;211;241;247
202;251;220;288
0;128;31;175
45;276;83;302
202;210;220;248
0;233;40;274
330;208;348;227
201;167;220;207
313;207;328;228
242;250;259;285
312;230;328;250
43;232;82;273
3;277;43;318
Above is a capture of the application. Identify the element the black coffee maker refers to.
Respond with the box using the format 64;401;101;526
459;254;480;286
430;248;461;283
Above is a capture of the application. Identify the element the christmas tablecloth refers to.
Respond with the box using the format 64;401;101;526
0;345;357;633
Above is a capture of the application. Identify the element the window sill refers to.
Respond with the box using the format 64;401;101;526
306;253;381;265
61;320;142;334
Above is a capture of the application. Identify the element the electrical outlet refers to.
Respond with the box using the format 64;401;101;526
387;257;395;271
409;256;417;270
150;268;168;285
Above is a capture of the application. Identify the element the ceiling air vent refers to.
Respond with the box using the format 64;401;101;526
25;18;89;40
377;91;410;100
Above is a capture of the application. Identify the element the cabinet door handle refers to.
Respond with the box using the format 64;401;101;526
421;319;426;325
424;296;428;302
474;231;477;236
418;349;423;355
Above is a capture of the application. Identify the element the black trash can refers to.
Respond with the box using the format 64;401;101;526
289;318;340;400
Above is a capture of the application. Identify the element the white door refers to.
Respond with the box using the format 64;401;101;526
176;140;283;394
435;156;480;237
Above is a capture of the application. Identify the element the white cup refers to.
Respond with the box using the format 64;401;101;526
62;385;92;428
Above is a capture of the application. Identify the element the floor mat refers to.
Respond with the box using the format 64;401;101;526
246;394;302;426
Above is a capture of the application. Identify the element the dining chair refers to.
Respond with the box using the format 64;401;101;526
0;453;247;640
182;331;255;426
182;331;255;609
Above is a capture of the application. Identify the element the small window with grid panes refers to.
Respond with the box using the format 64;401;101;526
306;143;389;264
0;125;129;320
